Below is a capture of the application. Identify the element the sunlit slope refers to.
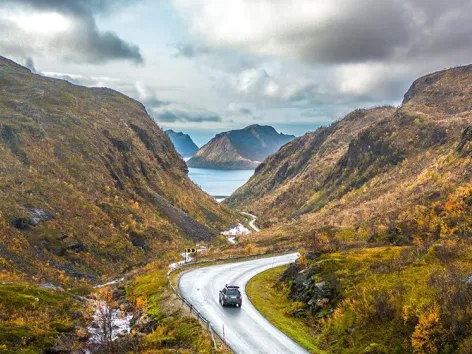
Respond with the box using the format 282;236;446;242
0;56;238;283
226;65;472;232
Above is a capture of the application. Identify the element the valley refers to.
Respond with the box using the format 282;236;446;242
3;1;472;353
1;58;472;354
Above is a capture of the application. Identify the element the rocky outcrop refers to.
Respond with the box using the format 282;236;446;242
280;261;336;317
458;125;472;156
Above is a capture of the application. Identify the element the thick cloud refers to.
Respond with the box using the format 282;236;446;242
173;0;472;65
228;68;320;103
10;0;135;15
172;0;472;120
155;109;222;123
0;0;143;64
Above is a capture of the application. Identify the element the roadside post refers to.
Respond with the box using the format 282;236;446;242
184;247;197;264
222;324;226;347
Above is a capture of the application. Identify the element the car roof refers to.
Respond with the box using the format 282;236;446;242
225;285;240;289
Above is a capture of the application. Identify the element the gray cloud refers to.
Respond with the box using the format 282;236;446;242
239;107;252;115
154;109;222;123
24;57;36;73
11;0;135;15
173;0;472;65
227;103;253;116
0;0;143;64
174;43;210;58
141;96;169;108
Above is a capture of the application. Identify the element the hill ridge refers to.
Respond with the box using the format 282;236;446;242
0;55;237;283
225;65;472;231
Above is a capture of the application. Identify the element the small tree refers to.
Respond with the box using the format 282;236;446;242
95;288;116;353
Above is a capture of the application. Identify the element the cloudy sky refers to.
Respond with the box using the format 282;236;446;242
1;0;472;145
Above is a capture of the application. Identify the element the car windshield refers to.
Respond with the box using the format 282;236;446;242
227;289;240;296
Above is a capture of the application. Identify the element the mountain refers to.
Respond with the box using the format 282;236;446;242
187;124;295;169
165;129;199;157
226;65;472;231
0;56;238;283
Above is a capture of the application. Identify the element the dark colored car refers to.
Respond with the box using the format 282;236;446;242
219;285;242;307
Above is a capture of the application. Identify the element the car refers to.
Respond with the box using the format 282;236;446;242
219;284;242;308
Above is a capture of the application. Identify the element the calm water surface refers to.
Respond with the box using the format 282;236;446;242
187;167;254;202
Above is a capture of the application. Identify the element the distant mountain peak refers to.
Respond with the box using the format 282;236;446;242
165;129;199;157
187;124;295;170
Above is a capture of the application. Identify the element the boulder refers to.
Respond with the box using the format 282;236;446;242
131;314;157;334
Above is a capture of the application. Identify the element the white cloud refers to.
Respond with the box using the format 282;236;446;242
230;68;318;103
7;11;71;35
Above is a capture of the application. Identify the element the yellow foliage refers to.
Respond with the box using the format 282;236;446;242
244;243;256;255
411;305;444;354
298;248;307;267
135;295;148;311
131;200;140;210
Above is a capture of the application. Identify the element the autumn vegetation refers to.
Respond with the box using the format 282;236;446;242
2;59;472;353
230;65;472;353
0;56;238;353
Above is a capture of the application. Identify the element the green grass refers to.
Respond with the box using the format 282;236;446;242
246;266;325;353
126;265;220;353
247;245;472;353
0;282;85;353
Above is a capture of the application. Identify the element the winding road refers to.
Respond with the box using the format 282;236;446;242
241;212;260;232
179;253;307;354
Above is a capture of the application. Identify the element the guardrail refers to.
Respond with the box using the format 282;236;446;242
166;249;298;352
167;265;223;351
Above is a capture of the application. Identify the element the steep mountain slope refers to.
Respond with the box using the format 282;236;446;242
187;124;295;169
0;56;237;284
165;129;199;157
226;65;472;230
225;107;395;217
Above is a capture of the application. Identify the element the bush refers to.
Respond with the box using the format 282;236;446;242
411;306;445;354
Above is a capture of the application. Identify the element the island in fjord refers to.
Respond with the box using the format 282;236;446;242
187;124;295;170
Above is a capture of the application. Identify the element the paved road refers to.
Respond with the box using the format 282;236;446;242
179;253;307;354
241;212;260;232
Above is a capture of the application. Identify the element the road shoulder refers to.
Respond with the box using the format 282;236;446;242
246;265;325;354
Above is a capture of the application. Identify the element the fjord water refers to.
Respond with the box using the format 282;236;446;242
187;167;254;202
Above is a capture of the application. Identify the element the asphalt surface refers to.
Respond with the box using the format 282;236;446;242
179;253;308;354
241;212;260;232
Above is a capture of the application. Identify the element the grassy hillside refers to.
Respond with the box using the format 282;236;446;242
225;107;395;218
0;280;87;353
0;56;238;286
249;238;472;353
226;66;472;235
